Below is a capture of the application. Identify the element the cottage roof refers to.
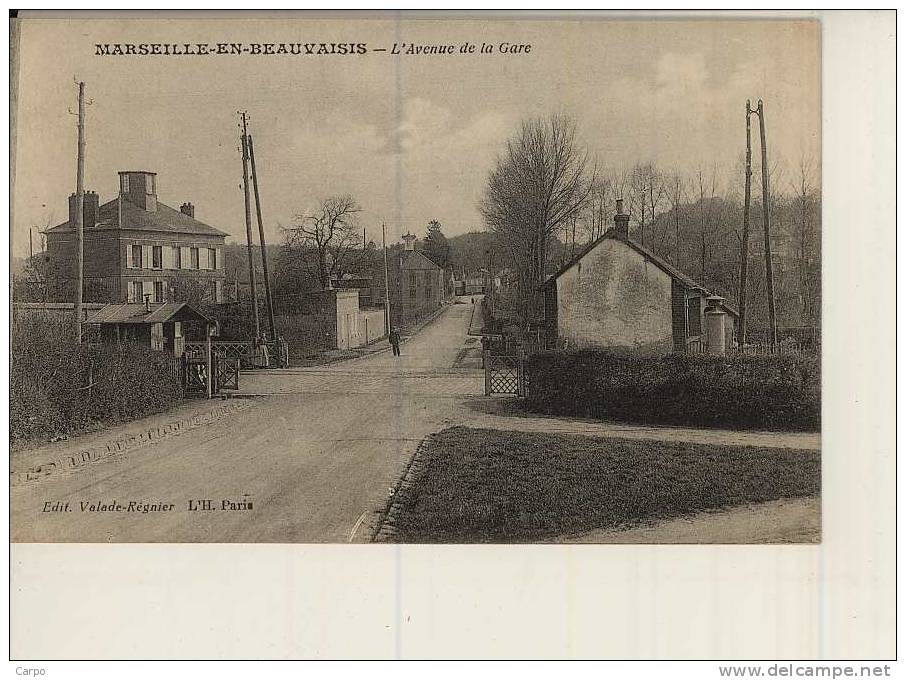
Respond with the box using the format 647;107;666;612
85;302;213;325
546;230;739;316
47;197;228;237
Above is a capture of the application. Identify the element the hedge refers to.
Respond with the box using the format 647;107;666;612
11;315;183;446
524;349;820;431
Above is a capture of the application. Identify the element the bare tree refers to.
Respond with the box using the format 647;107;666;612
480;114;594;327
284;195;363;289
627;163;666;246
580;174;614;243
665;171;686;263
791;155;820;325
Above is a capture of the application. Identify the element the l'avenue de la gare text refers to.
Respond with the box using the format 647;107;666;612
94;41;532;56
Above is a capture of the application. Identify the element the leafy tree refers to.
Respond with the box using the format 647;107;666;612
423;220;450;267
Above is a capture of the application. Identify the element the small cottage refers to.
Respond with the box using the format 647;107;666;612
84;301;214;356
543;200;738;355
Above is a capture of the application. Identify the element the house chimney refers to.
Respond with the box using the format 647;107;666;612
613;198;630;239
84;191;99;227
118;170;158;212
69;191;99;227
180;202;195;218
68;193;79;225
402;231;417;252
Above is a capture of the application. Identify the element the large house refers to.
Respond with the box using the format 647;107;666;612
543;200;738;354
46;170;228;304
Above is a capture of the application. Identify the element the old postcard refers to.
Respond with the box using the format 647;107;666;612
7;9;895;662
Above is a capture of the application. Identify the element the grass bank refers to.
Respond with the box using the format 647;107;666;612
379;426;820;543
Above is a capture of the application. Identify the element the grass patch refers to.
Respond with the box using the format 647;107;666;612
382;426;820;543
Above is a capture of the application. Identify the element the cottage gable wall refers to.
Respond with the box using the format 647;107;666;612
555;238;673;353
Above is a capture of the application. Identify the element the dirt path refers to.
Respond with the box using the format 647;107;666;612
559;497;820;544
455;398;820;450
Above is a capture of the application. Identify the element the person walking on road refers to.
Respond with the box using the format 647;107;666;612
389;327;401;357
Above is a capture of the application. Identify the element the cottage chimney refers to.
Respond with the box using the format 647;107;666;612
613;198;630;239
118;170;158;212
402;231;417;252
180;202;195;218
69;191;99;227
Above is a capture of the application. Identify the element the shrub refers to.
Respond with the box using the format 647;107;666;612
10;315;183;446
524;349;820;431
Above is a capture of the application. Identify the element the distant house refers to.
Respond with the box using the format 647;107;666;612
46;170;228;304
369;232;445;325
543;201;738;354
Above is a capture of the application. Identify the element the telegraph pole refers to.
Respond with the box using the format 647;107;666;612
73;81;86;344
738;100;754;346
382;223;391;334
247;134;276;341
756;100;778;349
239;111;260;340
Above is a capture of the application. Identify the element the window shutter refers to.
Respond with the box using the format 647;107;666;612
125;244;132;268
142;280;153;300
180;246;190;270
216;248;223;270
142;246;152;270
126;281;135;302
199;248;208;270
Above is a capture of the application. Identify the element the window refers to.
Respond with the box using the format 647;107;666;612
131;281;143;303
173;246;182;269
131;245;143;269
408;271;417;299
153;281;165;303
208;248;217;270
190;247;200;269
686;296;702;337
152;246;162;269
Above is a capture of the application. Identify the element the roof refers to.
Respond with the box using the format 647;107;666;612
546;230;739;317
400;250;443;271
85;302;213;325
47;197;228;237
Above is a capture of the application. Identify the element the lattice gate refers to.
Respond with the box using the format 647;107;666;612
484;352;526;397
215;357;240;391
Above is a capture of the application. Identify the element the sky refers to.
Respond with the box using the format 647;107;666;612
11;15;820;257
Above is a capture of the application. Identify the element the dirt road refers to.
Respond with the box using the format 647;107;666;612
11;300;483;543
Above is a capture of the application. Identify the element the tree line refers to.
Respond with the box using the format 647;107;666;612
481;114;820;333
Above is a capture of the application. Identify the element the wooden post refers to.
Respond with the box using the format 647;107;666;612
757;100;778;349
739;100;753;346
74;81;86;344
382;223;391;335
239;112;260;341
205;324;213;399
247;134;277;343
483;349;491;396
